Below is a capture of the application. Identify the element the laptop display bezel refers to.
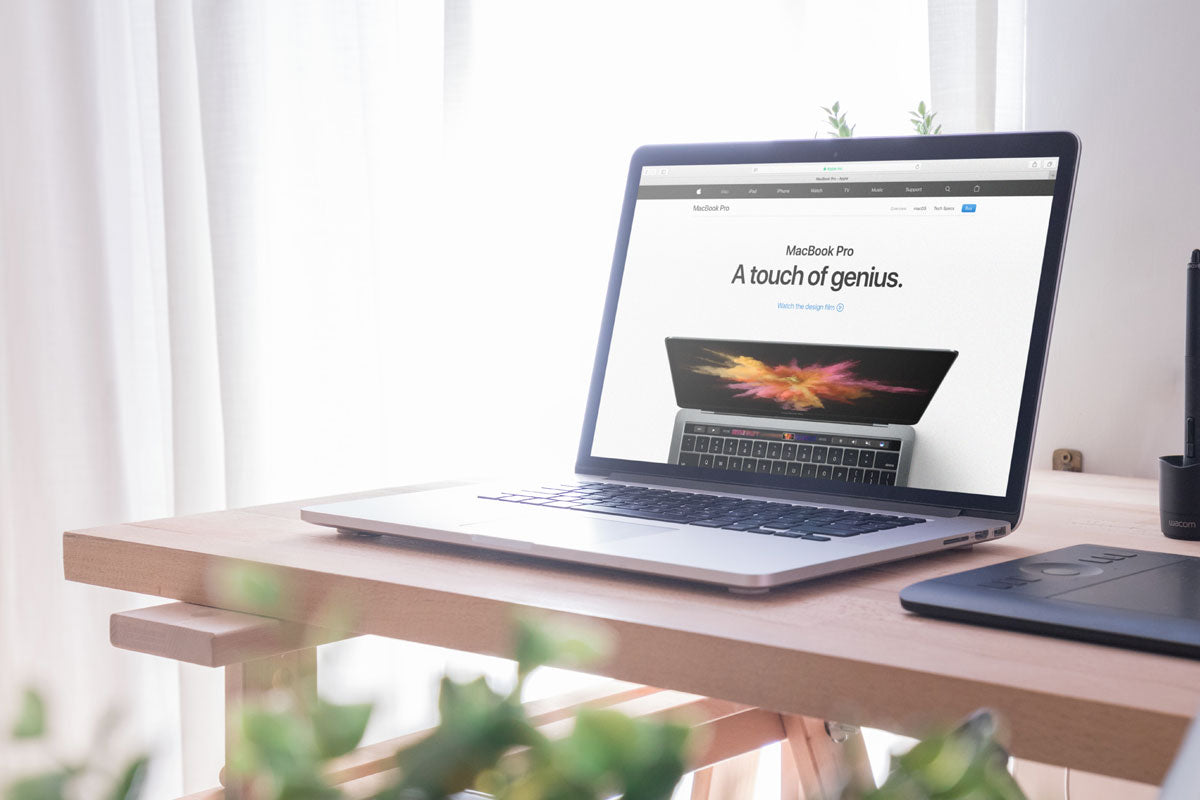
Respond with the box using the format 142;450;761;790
574;132;1080;527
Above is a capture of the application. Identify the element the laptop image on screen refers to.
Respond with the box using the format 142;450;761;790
302;133;1079;592
665;337;959;488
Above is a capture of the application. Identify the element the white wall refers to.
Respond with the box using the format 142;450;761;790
1026;1;1200;478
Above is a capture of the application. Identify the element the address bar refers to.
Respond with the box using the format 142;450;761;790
751;161;921;174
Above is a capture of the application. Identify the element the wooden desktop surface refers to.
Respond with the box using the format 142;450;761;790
63;470;1199;785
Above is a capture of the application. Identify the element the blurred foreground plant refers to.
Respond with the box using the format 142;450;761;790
862;711;1025;800
3;688;148;800
227;615;689;800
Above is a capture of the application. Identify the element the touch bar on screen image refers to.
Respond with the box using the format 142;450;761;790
636;180;1055;200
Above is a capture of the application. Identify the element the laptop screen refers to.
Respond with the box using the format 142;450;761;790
587;150;1064;500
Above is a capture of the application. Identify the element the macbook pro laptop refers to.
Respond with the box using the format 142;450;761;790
665;337;959;487
302;132;1079;592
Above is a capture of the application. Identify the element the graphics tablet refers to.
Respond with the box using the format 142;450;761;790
901;544;1200;659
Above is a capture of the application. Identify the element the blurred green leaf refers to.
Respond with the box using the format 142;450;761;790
865;711;1025;800
313;700;372;760
4;769;75;800
387;676;537;798
513;617;608;681
236;707;321;789
105;756;150;800
11;689;46;739
216;563;286;614
232;704;345;800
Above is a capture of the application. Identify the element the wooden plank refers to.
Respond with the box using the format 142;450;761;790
66;471;1200;785
690;749;760;799
780;717;872;799
111;602;351;667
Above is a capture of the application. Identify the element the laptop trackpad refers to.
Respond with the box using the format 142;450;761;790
460;515;670;551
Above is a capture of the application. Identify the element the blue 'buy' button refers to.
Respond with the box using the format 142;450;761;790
961;203;977;213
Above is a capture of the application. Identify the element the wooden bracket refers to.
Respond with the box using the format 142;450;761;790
111;601;352;667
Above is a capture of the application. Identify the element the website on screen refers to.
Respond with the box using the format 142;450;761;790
591;156;1059;497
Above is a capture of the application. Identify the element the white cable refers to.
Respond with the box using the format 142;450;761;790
1063;766;1071;800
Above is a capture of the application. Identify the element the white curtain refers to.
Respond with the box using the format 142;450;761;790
1;1;442;794
928;0;1027;132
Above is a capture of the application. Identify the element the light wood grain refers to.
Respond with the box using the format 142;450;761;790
110;602;351;667
781;717;872;799
63;471;1200;785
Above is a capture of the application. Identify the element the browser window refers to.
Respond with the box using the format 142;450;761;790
590;156;1058;497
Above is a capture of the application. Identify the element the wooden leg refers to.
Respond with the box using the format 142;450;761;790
691;749;761;800
690;766;715;799
223;648;318;799
780;716;873;799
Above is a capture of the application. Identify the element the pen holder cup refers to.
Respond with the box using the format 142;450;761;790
1159;455;1200;539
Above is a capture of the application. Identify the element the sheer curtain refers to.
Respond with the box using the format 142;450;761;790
1;0;441;793
1;1;995;795
927;0;1026;132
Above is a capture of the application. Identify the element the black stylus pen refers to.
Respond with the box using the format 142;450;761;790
1186;249;1200;465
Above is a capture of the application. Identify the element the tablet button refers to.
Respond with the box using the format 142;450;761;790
1019;562;1105;578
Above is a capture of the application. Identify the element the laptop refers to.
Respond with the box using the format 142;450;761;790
302;132;1079;592
665;337;959;487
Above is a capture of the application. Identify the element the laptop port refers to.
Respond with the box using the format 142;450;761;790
973;530;989;541
992;528;1007;538
943;535;970;545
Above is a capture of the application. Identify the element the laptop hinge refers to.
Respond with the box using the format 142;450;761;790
603;472;961;518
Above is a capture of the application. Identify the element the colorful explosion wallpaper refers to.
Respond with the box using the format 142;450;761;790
692;350;924;413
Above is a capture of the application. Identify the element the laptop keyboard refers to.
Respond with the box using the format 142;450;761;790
677;423;902;485
479;483;925;541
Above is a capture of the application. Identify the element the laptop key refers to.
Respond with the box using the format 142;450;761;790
583;505;696;523
722;521;765;531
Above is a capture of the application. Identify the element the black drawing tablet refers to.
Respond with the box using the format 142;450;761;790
900;544;1200;659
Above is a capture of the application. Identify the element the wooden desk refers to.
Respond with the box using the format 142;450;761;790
63;470;1199;786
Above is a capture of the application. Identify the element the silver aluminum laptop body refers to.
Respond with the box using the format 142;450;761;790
302;133;1079;592
302;482;1006;592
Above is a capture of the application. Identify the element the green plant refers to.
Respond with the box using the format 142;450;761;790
864;711;1025;800
816;100;945;138
909;101;942;135
821;100;856;138
226;616;689;800
3;688;149;800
